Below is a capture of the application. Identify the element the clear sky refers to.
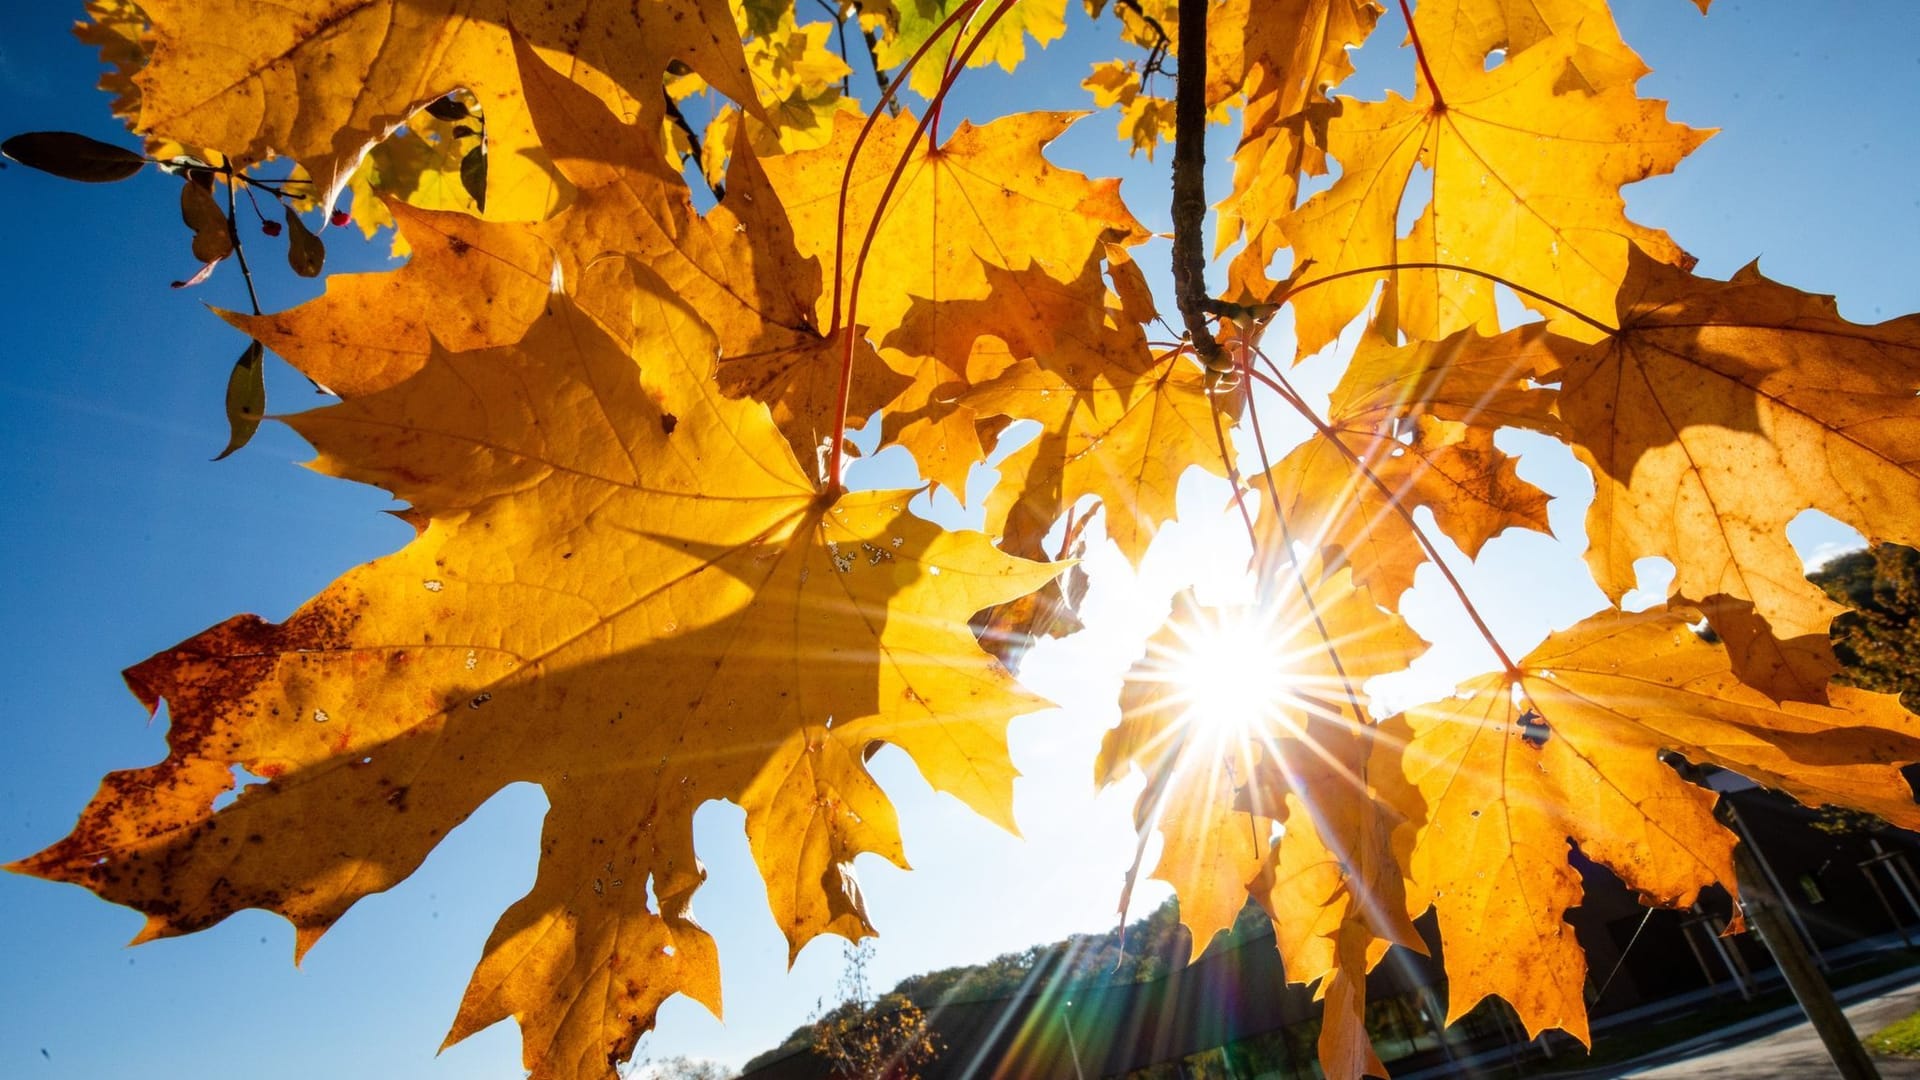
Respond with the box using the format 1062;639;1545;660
2;2;1918;1076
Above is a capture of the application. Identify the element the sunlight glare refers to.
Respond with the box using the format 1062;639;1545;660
1169;607;1293;739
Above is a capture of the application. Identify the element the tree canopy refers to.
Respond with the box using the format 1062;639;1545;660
7;2;1920;1078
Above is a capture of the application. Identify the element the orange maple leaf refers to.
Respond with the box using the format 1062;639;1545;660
13;286;1053;1080
1558;248;1920;702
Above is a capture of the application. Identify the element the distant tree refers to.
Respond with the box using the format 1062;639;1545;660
621;1055;737;1080
809;941;940;1080
1811;544;1920;712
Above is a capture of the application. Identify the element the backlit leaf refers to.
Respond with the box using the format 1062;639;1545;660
1;130;145;182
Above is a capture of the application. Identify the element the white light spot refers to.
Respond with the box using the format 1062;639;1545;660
423;579;444;593
312;708;330;724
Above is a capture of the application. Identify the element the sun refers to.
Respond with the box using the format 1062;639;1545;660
1158;602;1297;740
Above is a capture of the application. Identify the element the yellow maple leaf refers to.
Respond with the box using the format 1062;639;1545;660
513;40;905;469
1413;0;1649;94
1281;34;1707;356
230;203;555;398
869;0;1069;99
1100;569;1426;955
883;249;1233;564
1385;601;1920;1041
14;283;1054;1080
1256;326;1563;607
757;108;1146;494
128;0;765;214
1212;0;1383;299
1257;722;1423;1080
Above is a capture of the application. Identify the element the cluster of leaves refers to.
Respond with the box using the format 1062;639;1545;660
7;1;1920;1079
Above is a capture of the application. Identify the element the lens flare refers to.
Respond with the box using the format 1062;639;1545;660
1171;607;1293;738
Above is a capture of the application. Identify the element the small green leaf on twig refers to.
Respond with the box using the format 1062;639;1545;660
2;131;145;182
180;179;233;264
460;144;487;212
285;208;326;277
215;341;267;460
424;95;469;121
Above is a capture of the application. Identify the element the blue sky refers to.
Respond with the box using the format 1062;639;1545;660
2;2;1918;1076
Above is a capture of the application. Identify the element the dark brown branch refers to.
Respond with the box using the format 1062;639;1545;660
1113;0;1173;76
813;0;854;96
664;92;724;202
1171;0;1227;373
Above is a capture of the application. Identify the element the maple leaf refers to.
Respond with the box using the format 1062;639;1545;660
867;0;1070;98
510;38;905;469
1385;601;1920;1041
1556;248;1920;703
1209;0;1383;298
127;0;764;213
1255;326;1562;607
691;7;859;179
1411;0;1649;95
13;283;1054;1079
1280;34;1707;357
758;108;1146;494
1255;720;1423;1080
1081;60;1177;159
230;203;555;397
886;249;1235;564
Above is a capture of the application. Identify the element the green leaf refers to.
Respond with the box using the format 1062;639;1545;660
285;208;326;278
1;131;145;182
423;95;469;122
214;341;266;461
180;179;233;264
460;144;487;213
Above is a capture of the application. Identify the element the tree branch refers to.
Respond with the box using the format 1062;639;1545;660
1171;0;1227;373
664;93;724;202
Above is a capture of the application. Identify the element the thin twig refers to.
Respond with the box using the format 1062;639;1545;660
1278;260;1619;337
814;0;854;97
1244;351;1522;677
220;157;263;317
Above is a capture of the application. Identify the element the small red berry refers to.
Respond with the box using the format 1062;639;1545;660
329;208;351;228
260;220;283;237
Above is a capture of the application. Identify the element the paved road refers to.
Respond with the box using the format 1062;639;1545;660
1625;973;1920;1079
